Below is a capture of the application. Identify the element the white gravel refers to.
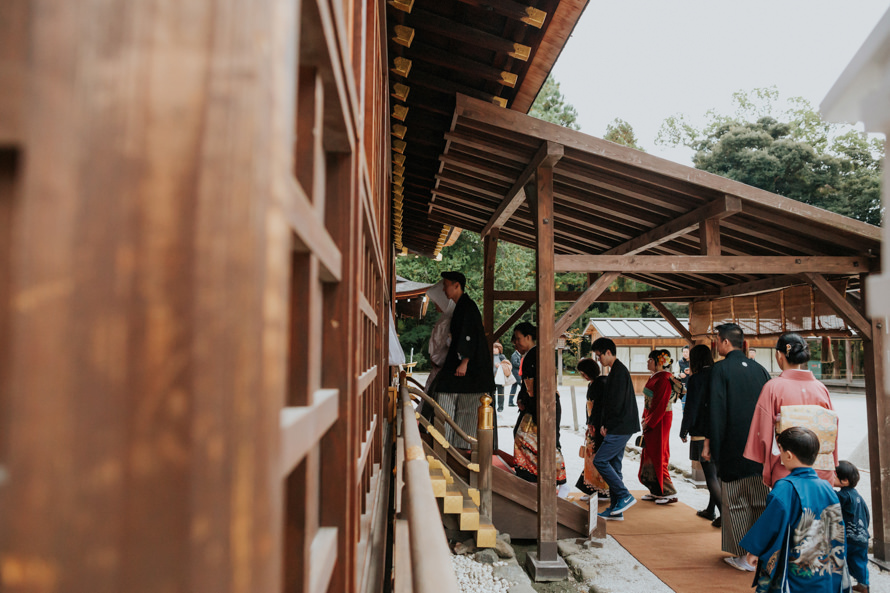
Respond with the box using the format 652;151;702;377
451;555;512;593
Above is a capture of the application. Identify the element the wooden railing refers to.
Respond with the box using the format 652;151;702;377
394;373;460;593
403;376;494;522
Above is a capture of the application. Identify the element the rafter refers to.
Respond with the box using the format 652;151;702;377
602;195;741;256
554;272;620;337
480;141;563;237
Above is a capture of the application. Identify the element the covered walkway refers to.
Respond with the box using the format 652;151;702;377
417;92;887;570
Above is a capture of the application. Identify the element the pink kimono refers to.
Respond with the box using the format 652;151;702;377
743;369;837;486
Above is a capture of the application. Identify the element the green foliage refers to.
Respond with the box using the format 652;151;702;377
529;75;580;130
657;87;884;225
604;118;646;152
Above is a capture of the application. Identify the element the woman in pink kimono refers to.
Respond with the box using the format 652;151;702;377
743;332;838;486
639;349;682;504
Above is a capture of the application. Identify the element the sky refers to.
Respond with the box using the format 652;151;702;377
549;1;889;164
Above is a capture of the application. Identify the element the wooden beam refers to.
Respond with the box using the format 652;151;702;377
406;8;531;60
532;163;559;565
493;301;533;342
718;275;807;298
602;195;741;256
480;141;563;237
859;272;890;561
555;255;871;275
803;273;872;340
649;302;693;344
700;217;722;255
483;230;499;346
553;272;620;337
454;0;546;27
494;289;717;302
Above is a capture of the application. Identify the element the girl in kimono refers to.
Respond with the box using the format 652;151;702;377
738;427;850;592
836;461;870;592
639;349;682;504
575;357;609;500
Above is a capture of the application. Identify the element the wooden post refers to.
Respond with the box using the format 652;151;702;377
477;394;494;519
483;229;499;348
525;163;568;580
862;278;890;561
846;339;853;383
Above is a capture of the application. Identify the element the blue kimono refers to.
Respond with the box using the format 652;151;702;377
837;486;870;586
740;467;850;593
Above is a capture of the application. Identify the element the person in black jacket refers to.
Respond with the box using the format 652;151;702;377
435;271;495;449
703;323;770;571
591;337;640;521
679;344;721;524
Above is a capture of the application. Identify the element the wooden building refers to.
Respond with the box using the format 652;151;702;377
1;1;888;591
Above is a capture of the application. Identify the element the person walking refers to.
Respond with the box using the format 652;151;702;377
575;357;609;500
704;323;771;571
639;349;681;504
435;271;495;450
591;337;640;521
744;332;838;487
680;344;721;525
508;348;522;406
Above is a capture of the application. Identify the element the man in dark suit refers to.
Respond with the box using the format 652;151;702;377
592;337;640;521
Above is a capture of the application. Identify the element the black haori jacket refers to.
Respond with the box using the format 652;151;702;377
435;293;495;394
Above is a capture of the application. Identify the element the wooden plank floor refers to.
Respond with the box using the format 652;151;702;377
584;491;756;593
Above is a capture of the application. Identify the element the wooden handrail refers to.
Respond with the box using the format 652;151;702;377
407;386;477;446
398;373;461;593
476;394;494;520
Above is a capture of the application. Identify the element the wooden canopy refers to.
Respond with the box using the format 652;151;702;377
433;94;881;293
386;0;589;255
426;93;888;569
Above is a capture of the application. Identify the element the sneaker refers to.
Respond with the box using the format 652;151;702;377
641;494;658;501
611;494;636;515
655;496;678;505
597;509;623;521
724;556;755;572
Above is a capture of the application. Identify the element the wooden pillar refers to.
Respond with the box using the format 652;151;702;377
483;229;499;348
846;339;853;382
862;279;890;560
524;164;568;581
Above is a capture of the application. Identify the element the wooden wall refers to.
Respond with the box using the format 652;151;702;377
0;0;391;592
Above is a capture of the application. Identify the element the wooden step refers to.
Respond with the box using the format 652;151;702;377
459;499;479;531
429;468;447;497
476;517;497;548
428;456;453;483
467;487;480;507
442;484;463;514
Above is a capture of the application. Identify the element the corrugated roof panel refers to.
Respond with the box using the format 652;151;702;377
585;318;690;339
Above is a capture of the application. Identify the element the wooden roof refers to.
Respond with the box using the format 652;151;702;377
583;318;690;339
431;94;882;296
387;0;589;255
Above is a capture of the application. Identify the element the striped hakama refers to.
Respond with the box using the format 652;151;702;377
436;391;486;448
721;474;769;556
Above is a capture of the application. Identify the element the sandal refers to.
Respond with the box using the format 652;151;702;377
696;509;716;520
655;496;678;505
641;494;658;501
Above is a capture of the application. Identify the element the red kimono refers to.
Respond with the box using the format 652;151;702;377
639;371;677;497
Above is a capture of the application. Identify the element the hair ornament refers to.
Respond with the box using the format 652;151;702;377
785;343;792;355
657;351;671;369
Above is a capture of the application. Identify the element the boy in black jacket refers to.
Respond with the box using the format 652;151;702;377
592;338;641;521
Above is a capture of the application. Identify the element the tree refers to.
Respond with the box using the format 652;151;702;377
529;75;580;130
604;118;646;151
657;87;883;225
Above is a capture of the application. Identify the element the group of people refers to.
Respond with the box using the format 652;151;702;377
576;324;870;593
420;272;870;592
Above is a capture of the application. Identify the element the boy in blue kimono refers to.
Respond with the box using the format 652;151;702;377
836;460;870;593
740;427;850;593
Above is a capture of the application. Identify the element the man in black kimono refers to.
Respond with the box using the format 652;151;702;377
435;271;495;449
705;323;771;571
